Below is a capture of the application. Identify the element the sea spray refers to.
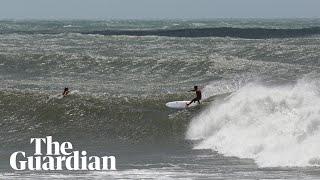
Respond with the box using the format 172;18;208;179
186;76;320;167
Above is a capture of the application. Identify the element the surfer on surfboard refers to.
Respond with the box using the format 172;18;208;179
186;86;202;106
62;87;70;97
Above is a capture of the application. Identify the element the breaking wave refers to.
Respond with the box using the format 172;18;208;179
186;74;320;167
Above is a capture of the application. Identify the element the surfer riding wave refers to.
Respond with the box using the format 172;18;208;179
186;86;202;106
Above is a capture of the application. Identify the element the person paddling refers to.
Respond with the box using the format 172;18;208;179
62;87;70;97
186;86;202;106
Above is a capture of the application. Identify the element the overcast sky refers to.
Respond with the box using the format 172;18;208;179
0;0;319;20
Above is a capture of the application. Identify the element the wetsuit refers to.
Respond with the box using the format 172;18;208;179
189;89;202;104
63;89;69;96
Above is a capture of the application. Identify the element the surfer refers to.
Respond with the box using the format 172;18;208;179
186;86;202;106
62;87;70;97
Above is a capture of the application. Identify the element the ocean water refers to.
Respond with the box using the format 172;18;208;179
1;19;320;179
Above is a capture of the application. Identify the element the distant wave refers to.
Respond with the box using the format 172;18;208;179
2;27;320;39
82;27;320;39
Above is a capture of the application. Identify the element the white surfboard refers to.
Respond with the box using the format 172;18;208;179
165;101;199;109
46;90;80;103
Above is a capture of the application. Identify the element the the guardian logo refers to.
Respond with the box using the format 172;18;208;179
10;136;116;171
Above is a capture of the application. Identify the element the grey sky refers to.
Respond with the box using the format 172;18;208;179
0;0;319;19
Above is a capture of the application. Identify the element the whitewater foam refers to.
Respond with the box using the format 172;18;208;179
187;76;320;167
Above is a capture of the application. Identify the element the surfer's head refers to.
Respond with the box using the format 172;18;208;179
64;87;69;91
194;86;198;90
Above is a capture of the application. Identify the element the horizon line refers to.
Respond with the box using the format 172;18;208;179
1;17;320;21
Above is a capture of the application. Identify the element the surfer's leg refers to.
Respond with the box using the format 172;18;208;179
187;98;197;105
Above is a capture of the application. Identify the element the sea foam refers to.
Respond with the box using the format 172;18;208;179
186;75;320;167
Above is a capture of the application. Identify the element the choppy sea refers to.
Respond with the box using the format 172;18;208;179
1;19;320;179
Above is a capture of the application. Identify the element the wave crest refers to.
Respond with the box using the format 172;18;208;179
186;75;320;167
83;27;320;39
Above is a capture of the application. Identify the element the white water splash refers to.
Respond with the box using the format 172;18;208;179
186;75;320;167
